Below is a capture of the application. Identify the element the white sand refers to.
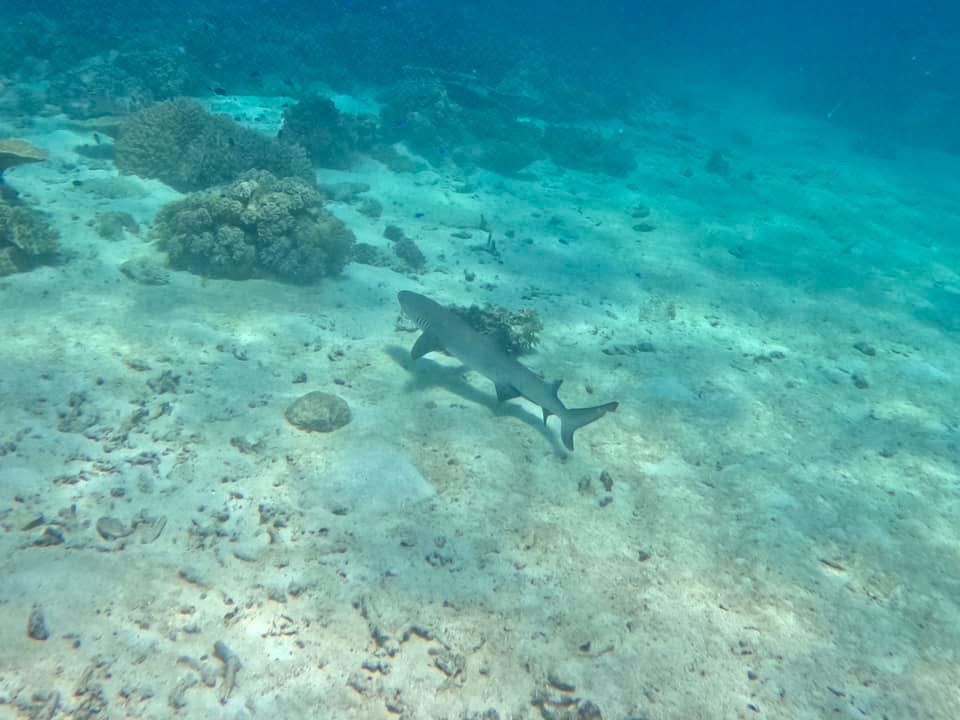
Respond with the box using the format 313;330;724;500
1;91;959;719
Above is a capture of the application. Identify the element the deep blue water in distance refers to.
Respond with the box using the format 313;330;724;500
14;0;959;151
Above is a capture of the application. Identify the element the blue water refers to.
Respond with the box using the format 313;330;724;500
1;2;958;719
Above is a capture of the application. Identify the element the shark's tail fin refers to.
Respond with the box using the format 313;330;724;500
560;401;619;451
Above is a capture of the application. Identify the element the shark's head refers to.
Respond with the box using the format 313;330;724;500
398;290;441;329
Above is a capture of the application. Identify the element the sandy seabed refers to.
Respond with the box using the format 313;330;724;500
1;91;959;719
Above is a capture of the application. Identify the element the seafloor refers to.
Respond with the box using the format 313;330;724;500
1;90;959;720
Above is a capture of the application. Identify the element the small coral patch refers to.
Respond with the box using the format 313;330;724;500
152;170;355;283
285;392;352;433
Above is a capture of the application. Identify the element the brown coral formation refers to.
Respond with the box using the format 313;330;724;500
152;170;354;283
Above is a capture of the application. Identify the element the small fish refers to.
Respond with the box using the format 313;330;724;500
212;86;227;96
414;212;425;219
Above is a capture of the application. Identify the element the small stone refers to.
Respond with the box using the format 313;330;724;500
578;701;603;720
599;470;614;492
706;149;730;176
34;527;64;546
317;181;370;203
96;516;133;540
853;341;876;356
383;224;405;242
357;197;383;218
27;604;49;640
285;391;351;433
394;236;426;268
120;257;169;285
94;211;139;240
547;671;576;693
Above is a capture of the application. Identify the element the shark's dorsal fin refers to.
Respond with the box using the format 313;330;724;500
495;383;521;402
411;332;445;359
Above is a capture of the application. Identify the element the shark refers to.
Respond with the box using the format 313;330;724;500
398;290;619;450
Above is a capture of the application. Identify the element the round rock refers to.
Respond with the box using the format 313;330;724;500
285;391;351;433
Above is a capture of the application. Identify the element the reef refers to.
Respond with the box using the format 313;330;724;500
152;170;355;283
542;125;636;177
457;108;545;175
47;48;205;119
115;99;314;192
379;77;469;157
377;77;545;175
381;225;426;271
278;97;379;170
0;139;57;274
0;198;59;276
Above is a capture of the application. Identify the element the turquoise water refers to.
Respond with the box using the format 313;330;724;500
0;3;958;719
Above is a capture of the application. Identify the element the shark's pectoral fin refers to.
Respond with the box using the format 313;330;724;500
495;383;522;402
542;381;563;424
411;332;445;359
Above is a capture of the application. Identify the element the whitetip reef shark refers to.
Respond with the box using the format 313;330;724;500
398;290;619;450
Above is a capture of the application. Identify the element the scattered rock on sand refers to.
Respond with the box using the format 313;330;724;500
27;604;49;640
853;340;877;356
285;391;351;433
120;256;170;285
96;517;133;540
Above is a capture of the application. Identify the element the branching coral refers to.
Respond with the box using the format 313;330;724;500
115;98;314;192
152;170;354;283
